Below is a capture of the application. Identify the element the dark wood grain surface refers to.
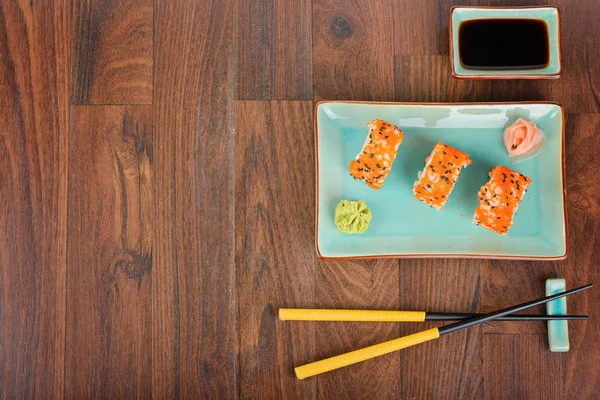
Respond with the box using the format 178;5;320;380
153;0;236;398
71;0;153;104
66;106;153;398
0;1;69;398
235;101;317;398
1;0;599;398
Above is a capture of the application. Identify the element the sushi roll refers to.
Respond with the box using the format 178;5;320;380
472;166;531;235
413;142;471;210
349;119;404;190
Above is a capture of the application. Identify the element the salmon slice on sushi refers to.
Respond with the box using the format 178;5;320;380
413;142;472;210
473;166;531;235
349;119;404;190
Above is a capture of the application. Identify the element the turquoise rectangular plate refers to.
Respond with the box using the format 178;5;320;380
450;6;561;79
315;101;567;259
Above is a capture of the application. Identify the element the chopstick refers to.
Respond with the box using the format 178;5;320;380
279;308;587;322
426;312;586;321
294;283;592;379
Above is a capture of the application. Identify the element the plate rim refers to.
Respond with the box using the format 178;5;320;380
314;100;568;260
448;5;562;80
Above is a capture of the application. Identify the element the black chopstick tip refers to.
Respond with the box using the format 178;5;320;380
575;283;593;289
426;313;589;321
438;283;593;336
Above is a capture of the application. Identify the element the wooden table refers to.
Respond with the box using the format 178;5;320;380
1;0;598;398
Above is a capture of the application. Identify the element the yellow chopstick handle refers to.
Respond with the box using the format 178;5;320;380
279;309;426;322
294;328;440;379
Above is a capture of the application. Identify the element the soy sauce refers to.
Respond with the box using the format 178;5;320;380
458;19;549;70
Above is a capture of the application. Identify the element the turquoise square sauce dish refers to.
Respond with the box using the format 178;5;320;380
315;101;567;260
450;6;562;79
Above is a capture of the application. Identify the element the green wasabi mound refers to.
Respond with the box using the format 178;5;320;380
334;200;372;234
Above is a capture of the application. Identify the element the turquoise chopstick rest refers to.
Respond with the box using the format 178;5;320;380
546;278;569;352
